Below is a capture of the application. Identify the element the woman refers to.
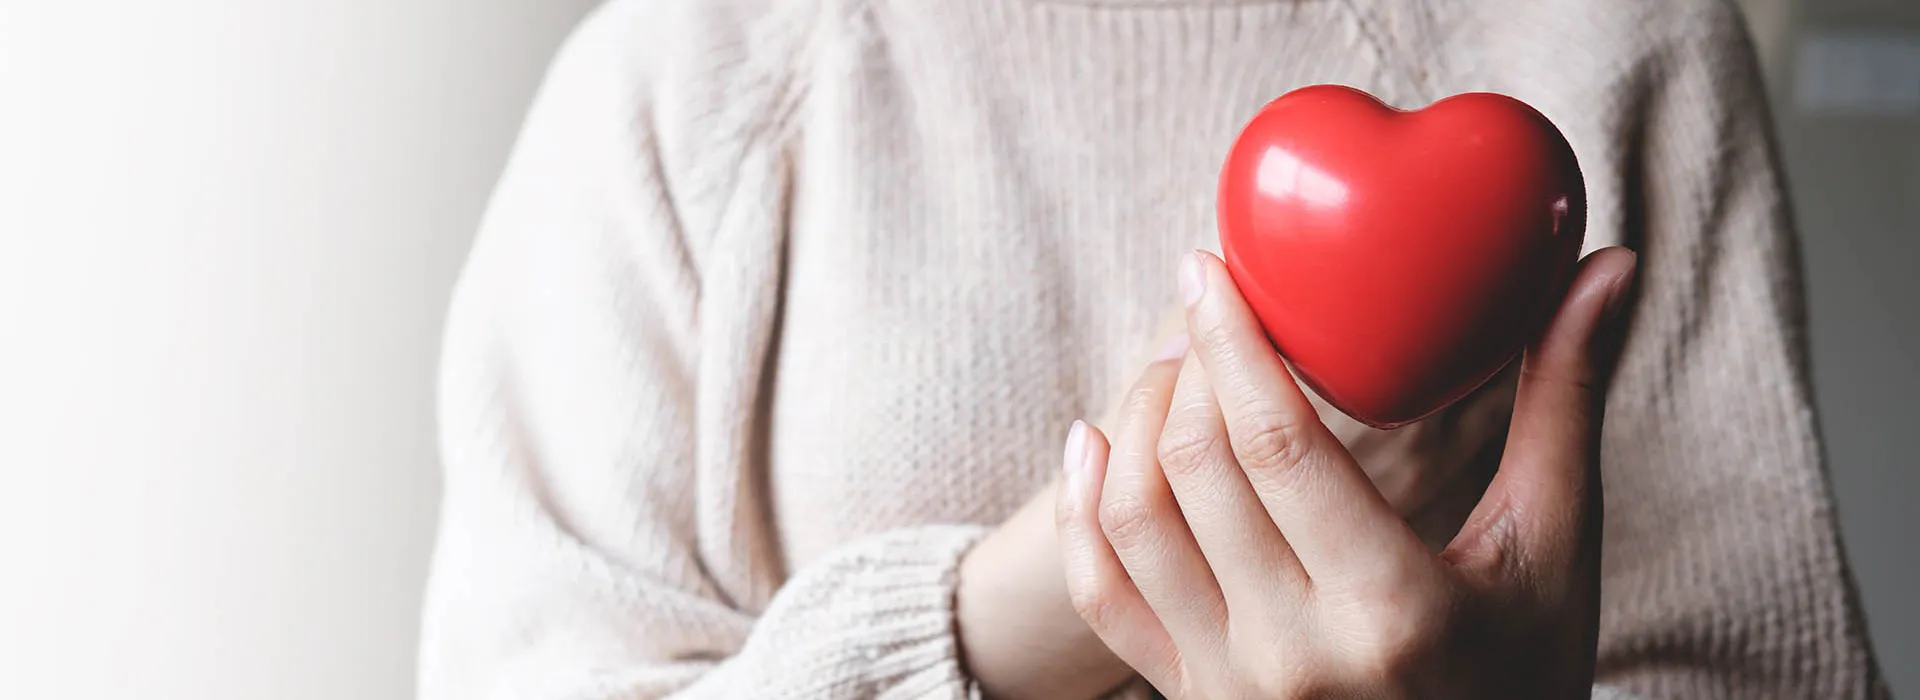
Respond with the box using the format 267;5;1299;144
417;0;1886;697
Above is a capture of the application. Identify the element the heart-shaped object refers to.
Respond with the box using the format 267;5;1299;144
1217;84;1586;429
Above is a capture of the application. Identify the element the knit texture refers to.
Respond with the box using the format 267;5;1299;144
417;0;1887;697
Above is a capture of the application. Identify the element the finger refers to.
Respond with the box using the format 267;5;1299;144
1100;350;1229;649
1057;421;1183;687
1158;354;1308;608
1449;247;1638;585
1180;250;1429;580
1098;322;1194;430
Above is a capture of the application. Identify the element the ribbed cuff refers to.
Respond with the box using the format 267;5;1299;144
735;524;989;699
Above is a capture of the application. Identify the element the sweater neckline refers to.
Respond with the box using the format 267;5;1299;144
1024;0;1309;7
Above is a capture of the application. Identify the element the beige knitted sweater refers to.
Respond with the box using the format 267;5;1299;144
417;0;1886;697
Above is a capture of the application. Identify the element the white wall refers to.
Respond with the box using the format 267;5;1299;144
0;2;598;698
1767;1;1920;694
0;2;1910;699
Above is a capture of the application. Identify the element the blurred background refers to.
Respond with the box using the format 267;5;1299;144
0;1;1912;698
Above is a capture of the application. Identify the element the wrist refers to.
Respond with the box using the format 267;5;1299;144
955;484;1134;700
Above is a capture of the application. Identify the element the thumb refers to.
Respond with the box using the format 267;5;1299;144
1447;246;1638;582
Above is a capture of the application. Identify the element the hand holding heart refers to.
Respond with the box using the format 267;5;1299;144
1142;305;1521;549
957;303;1519;700
1055;248;1637;698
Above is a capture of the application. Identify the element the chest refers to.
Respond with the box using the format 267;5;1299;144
759;5;1399;568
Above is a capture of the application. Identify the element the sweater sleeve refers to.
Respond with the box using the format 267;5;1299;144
415;4;988;698
1590;4;1886;697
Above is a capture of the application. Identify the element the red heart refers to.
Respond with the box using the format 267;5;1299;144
1217;85;1586;429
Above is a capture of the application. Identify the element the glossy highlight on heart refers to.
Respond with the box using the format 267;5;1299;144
1217;84;1586;429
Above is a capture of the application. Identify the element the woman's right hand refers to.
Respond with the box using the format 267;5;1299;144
1147;308;1519;548
957;294;1518;699
1053;249;1634;698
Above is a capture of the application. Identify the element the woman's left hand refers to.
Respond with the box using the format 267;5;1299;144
1056;249;1637;699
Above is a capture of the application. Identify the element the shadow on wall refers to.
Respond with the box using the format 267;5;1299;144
1749;0;1920;694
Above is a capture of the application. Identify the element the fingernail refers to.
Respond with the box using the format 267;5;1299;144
1061;420;1088;496
1154;333;1190;362
1179;252;1206;307
1601;252;1639;323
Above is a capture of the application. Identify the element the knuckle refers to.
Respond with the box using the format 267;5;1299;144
1285;680;1340;700
1098;492;1164;550
1259;676;1329;700
1352;556;1442;606
1233;410;1315;480
1156;421;1223;477
1066;578;1126;630
1122;385;1157;416
1121;376;1173;418
1239;656;1324;700
1231;644;1296;698
1350;599;1447;677
1191;316;1236;351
